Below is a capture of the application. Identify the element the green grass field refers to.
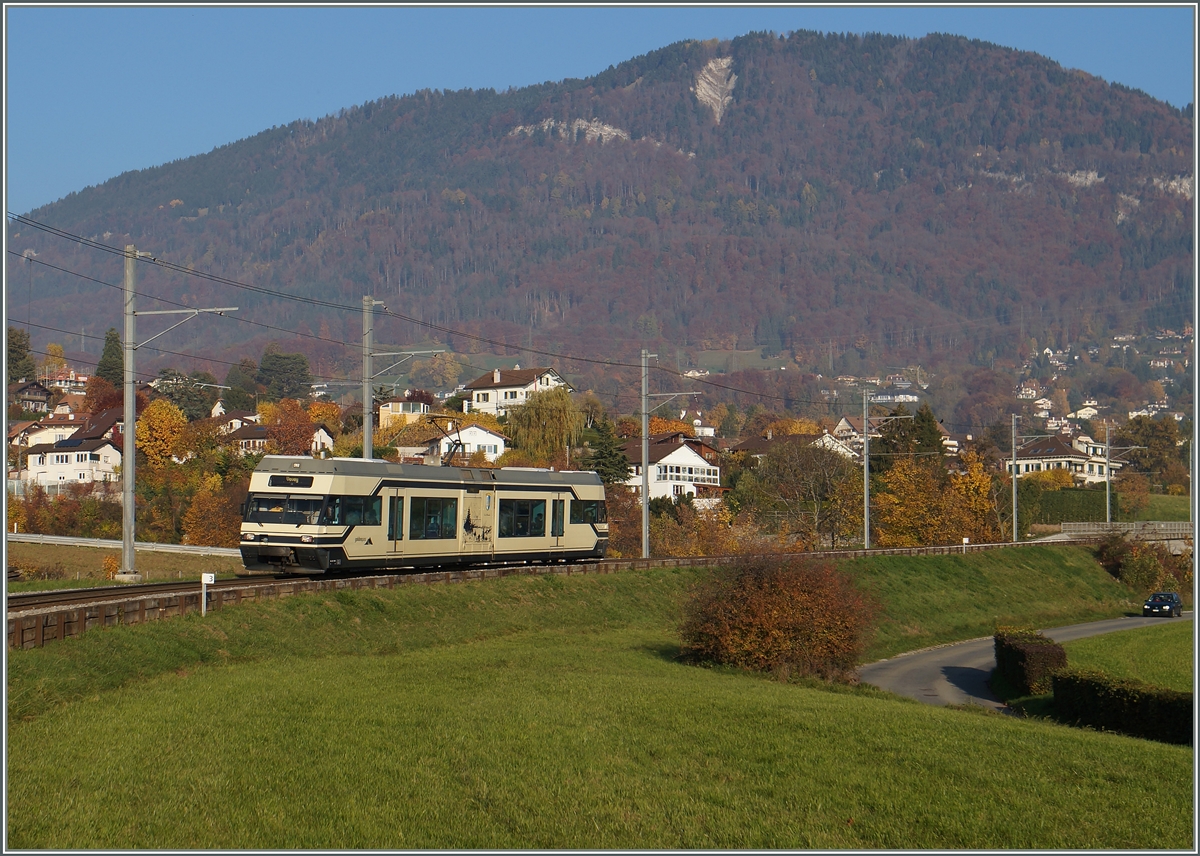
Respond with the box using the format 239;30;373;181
6;541;245;591
6;547;1192;849
1063;620;1194;692
1122;493;1192;522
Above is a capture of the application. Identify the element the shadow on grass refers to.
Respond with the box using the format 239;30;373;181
637;641;685;663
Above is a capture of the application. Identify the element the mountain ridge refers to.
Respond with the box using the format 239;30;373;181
7;30;1193;408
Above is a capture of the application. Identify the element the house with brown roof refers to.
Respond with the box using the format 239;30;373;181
618;432;722;500
463;366;571;417
8;380;52;413
1006;435;1124;485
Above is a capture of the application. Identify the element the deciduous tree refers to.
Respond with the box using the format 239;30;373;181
505;386;583;466
136;399;187;468
263;398;314;456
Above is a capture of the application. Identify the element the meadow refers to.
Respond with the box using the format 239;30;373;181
1063;619;1194;692
6;546;1192;849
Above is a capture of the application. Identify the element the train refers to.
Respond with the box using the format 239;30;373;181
239;455;608;574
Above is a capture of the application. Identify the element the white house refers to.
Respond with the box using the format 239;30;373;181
1007;434;1124;485
22;438;121;486
463;366;571;417
619;433;721;500
434;423;507;463
732;430;858;461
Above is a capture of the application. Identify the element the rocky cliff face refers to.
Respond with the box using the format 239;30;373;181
692;56;737;123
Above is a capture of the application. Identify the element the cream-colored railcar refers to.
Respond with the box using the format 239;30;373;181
239;456;607;573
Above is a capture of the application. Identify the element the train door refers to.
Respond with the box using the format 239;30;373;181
385;489;405;559
551;497;566;550
460;489;495;560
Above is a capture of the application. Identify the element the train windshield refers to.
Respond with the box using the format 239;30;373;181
244;494;326;525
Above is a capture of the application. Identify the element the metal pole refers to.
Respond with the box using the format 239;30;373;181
1011;414;1018;543
1105;422;1111;524
641;349;650;559
863;390;870;550
362;296;373;460
122;245;137;577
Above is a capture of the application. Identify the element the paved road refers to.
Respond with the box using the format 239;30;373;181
858;613;1193;710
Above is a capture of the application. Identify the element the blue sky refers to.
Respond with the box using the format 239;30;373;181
4;5;1195;217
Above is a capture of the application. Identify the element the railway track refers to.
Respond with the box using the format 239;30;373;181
8;535;1104;649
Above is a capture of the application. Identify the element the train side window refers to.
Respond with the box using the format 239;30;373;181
498;499;546;537
551;499;565;537
570;499;607;525
409;496;457;540
321;496;381;527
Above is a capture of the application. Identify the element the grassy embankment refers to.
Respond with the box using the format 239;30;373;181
7;545;1191;849
1064;620;1194;692
1123;493;1191;522
5;542;244;591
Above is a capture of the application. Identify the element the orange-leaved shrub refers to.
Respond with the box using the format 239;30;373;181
679;557;876;682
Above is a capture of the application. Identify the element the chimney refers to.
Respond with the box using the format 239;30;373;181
493;369;501;383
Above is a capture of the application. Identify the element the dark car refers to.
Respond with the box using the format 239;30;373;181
1142;592;1183;618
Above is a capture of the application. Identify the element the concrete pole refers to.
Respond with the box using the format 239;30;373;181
122;245;138;577
1105;422;1111;525
863;391;870;550
362;296;373;460
641;349;650;559
1011;414;1018;543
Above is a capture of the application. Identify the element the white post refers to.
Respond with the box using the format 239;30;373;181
202;573;215;616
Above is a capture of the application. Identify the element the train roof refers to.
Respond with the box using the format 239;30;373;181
253;455;602;487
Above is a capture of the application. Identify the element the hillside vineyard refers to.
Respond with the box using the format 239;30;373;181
7;31;1192;403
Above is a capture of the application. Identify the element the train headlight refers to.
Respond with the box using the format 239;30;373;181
241;532;256;542
300;535;314;544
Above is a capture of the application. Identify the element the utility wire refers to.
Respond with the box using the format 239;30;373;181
10;212;1190;420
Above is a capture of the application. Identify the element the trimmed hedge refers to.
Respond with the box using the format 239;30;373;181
1053;669;1193;746
994;626;1067;695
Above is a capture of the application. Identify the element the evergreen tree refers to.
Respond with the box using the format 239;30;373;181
222;359;258;411
95;328;124;387
256;345;312;401
584;419;631;485
7;326;36;383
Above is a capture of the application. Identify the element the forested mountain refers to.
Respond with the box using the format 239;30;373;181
7;30;1192;413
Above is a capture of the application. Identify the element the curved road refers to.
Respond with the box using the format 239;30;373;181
858;613;1193;710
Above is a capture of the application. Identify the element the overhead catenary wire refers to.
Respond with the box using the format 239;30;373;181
9;212;1189;427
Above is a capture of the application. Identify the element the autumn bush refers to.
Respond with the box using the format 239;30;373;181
679;557;876;682
1119;543;1193;596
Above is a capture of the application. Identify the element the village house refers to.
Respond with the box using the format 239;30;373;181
8;380;53;413
731;430;858;461
1006;434;1124;485
390;420;508;464
21;437;122;487
463;366;571;417
378;399;430;430
618;432;722;501
40;367;89;395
